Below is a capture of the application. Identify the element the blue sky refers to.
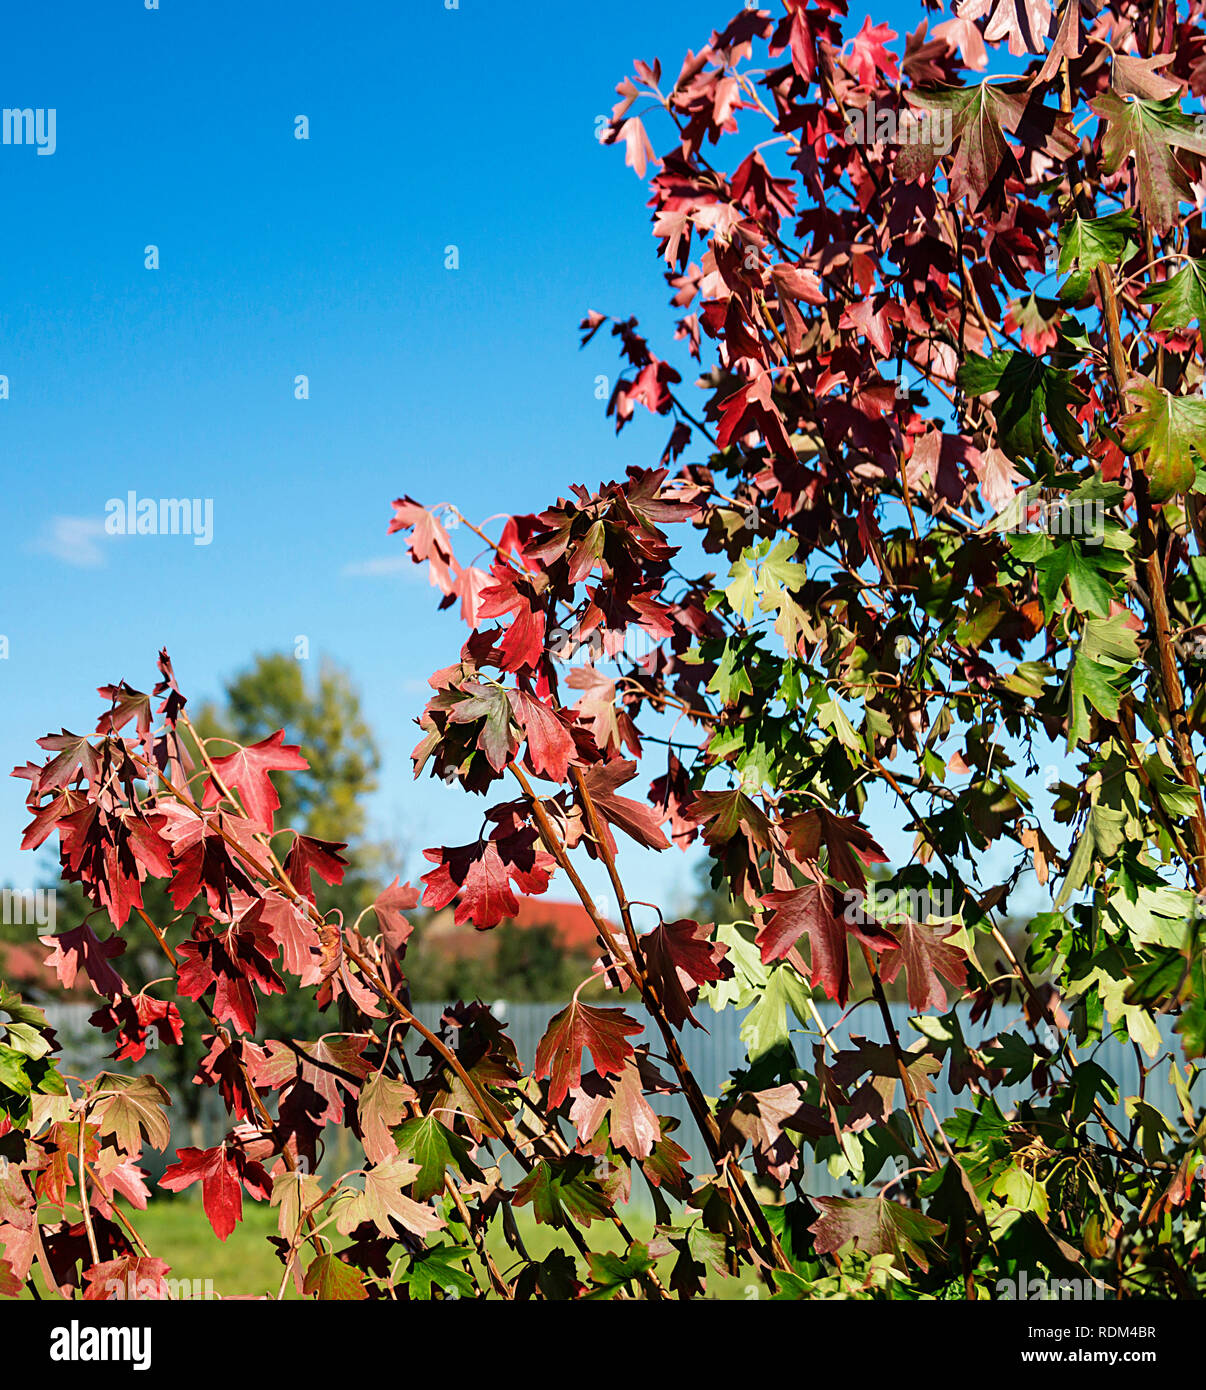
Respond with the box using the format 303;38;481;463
2;0;1047;925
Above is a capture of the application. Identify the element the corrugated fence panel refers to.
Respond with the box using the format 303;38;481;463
38;1000;1201;1207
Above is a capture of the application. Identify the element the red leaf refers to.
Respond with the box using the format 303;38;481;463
535;1001;644;1107
159;1144;272;1242
640;918;732;1028
201;730;308;834
509;689;575;782
285;834;349;903
579;760;670;851
878;920;969;1011
42;924;127;999
371;877;420;950
83;1255;172;1301
758;882;896;1007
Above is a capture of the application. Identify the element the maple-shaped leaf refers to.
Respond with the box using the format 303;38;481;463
639;918;732;1028
175;911;285;1036
370;877;419;951
955;0;1051;56
90;1074;172;1157
159;1144;272;1242
578;761;670;851
690;788;773;850
845;17;900;85
421;838;518;928
512;1155;612;1226
878;920;969;1011
302;1252;369;1301
335;1155;444;1238
94;682;152;742
896;82;1074;205
394;1115;483;1200
535;1000;644;1107
201;729;308;833
398;1243;477;1300
809;1196;946;1271
42;924;126;999
1057;209;1139;302
446;680;519;772
585;1243;656;1300
82;1254;171;1301
1118;376;1206;502
357;1071;416;1164
1090;91;1206;232
284;834;349;903
782;808;888;890
569;1061;661;1159
33;730;102;792
388;495;456;595
758;882;897;1006
958;350;1087;464
1139;258;1206;332
719;1082;822;1185
509;688;575;782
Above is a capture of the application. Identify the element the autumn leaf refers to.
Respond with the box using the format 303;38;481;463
535;1000;644;1107
302;1252;369;1301
201;729;308;833
509;688;575;782
640;918;732;1028
809;1196;946;1271
1091;91;1206;232
878;920;969;1011
1118;376;1206;502
758;882;897;1006
160;1144;272;1242
90;1074;172;1157
579;760;670;851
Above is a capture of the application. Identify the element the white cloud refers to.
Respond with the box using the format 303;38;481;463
341;554;425;579
30;516;109;568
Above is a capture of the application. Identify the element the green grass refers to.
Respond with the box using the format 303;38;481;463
22;1193;750;1300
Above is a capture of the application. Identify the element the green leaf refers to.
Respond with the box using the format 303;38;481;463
1139;258;1206;331
394;1115;482;1201
585;1243;655;1299
740;963;813;1061
398;1244;477;1300
1119;377;1206;502
513;1157;611;1227
958;351;1086;464
1090;92;1206;232
1057;210;1139;302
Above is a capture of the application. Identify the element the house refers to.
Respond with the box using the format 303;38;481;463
421;897;612;963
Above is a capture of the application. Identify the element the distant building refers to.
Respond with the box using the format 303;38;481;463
422;897;611;963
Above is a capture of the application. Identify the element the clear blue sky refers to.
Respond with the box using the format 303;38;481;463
4;0;1019;925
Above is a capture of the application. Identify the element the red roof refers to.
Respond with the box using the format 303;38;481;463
504;898;610;952
426;898;611;957
0;939;70;996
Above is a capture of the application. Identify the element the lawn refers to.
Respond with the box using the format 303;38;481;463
21;1193;751;1300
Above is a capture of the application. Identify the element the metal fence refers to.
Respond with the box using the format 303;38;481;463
38;999;1201;1206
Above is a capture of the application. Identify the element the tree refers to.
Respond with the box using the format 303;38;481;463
7;0;1206;1303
